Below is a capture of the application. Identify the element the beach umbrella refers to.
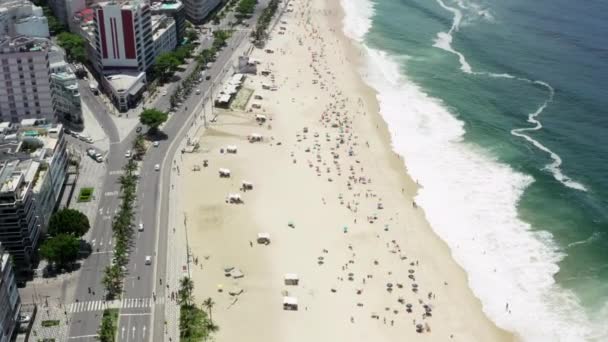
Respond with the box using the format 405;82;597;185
343;226;348;233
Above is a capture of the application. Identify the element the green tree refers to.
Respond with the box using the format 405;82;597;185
98;309;118;342
154;53;180;83
202;297;215;323
39;234;80;266
57;32;86;63
178;276;194;306
133;134;146;160
139;108;168;132
185;29;198;44
48;208;90;237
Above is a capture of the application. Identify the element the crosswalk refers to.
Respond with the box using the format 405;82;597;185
67;297;166;313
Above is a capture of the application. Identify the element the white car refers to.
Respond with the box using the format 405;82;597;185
195;89;201;94
153;141;159;147
162;90;168;96
154;164;160;171
138;223;144;232
84;136;94;144
145;256;152;265
125;150;132;158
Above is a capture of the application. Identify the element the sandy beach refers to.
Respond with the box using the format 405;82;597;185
169;0;516;340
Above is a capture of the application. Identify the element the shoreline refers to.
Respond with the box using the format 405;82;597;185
171;0;516;340
330;0;516;339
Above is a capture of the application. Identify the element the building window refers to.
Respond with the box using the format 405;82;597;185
2;66;8;72
17;59;22;64
35;101;39;107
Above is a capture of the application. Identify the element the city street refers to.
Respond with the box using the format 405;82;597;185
65;12;261;341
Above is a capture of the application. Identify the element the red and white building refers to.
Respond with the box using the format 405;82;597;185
93;0;154;72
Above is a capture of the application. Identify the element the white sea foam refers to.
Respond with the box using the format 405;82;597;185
339;0;597;340
339;0;374;42
433;0;587;191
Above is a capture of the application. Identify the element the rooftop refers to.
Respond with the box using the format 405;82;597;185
105;71;145;93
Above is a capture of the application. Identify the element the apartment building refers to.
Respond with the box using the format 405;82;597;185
0;36;54;123
151;15;177;56
0;122;67;271
0;243;20;342
182;0;220;24
0;0;49;38
49;46;82;124
150;0;185;45
93;0;155;72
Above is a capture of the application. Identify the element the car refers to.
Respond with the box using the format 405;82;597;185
136;126;142;133
195;89;201;94
64;128;72;135
153;141;159;147
71;131;79;138
205;75;211;80
162;90;168;96
95;154;103;163
138;223;144;232
125;150;132;158
84;136;94;143
145;256;152;265
154;164;160;171
18;315;31;324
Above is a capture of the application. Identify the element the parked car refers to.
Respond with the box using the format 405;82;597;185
154;164;160;171
95;153;103;163
145;256;152;265
138;223;144;232
125;150;132;158
136;126;142;133
153;141;160;147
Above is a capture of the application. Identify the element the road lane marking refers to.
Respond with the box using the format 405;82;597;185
104;190;119;197
120;313;151;316
109;170;124;175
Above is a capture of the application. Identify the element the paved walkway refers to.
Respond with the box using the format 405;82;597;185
28;298;73;342
80;101;110;152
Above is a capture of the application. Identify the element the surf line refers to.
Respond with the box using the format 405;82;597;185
433;0;587;192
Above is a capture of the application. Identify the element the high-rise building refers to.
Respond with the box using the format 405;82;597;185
0;36;54;123
49;46;82;125
47;0;85;28
151;15;177;56
0;0;50;38
93;0;155;72
0;123;67;271
0;243;21;342
182;0;220;24
151;0;185;46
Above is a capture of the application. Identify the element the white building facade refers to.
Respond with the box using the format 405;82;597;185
152;15;176;56
0;36;54;123
93;0;155;72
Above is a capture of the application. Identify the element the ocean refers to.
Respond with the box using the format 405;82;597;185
339;0;608;341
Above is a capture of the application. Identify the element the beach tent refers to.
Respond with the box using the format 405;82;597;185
257;232;270;244
231;269;244;279
228;193;241;203
284;273;299;286
226;145;238;154
255;114;266;122
249;133;263;142
283;296;298;310
242;181;253;190
219;168;231;177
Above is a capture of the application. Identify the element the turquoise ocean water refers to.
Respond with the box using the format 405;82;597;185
339;0;608;340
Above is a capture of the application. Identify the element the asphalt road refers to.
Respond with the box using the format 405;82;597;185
66;17;257;342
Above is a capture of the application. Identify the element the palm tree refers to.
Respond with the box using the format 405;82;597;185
178;276;194;306
202;297;215;323
204;320;219;336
